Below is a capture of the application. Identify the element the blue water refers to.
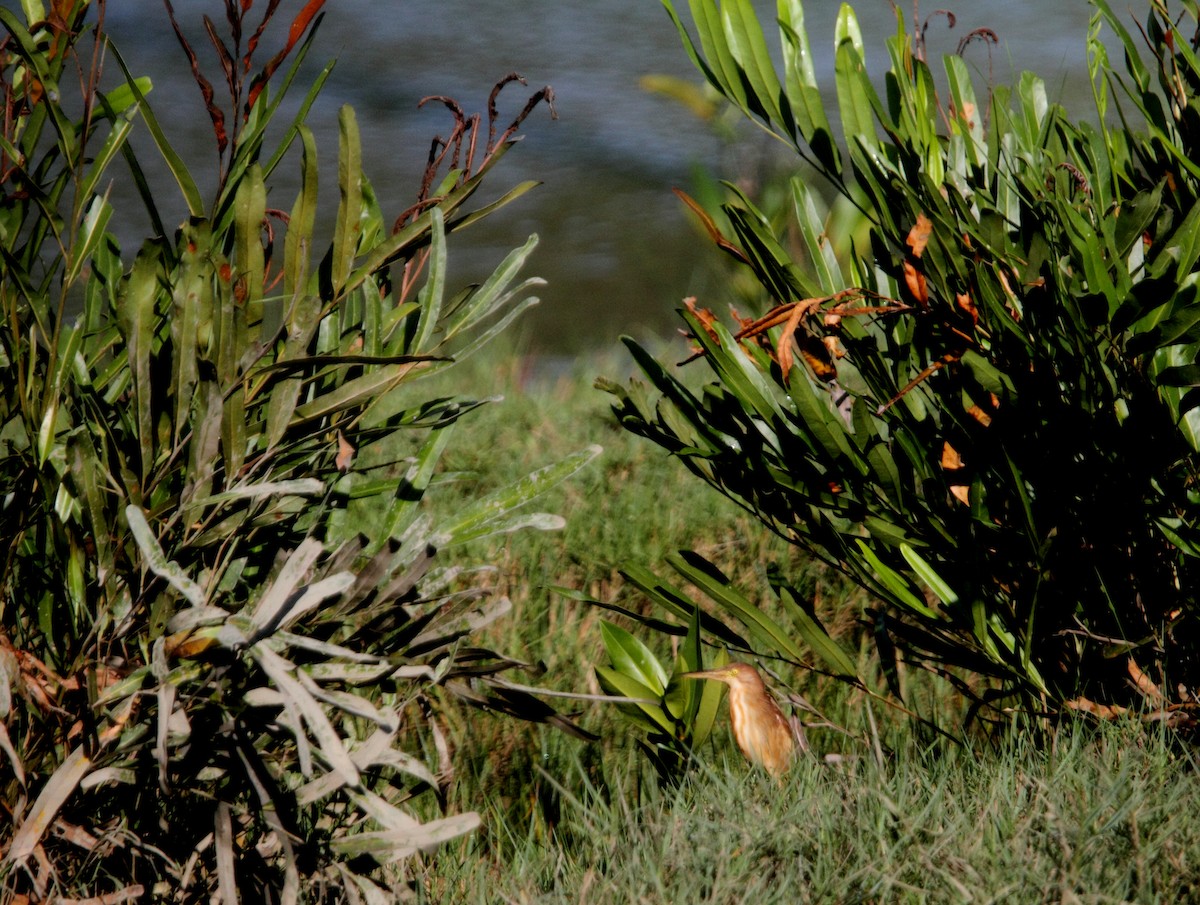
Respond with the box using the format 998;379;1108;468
81;2;1101;349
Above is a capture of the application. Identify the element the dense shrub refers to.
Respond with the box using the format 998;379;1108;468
601;0;1200;748
0;1;593;898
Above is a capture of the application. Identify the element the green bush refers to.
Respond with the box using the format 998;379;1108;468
0;1;594;898
601;0;1200;743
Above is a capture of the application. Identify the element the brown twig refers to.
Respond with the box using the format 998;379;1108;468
162;0;228;160
876;353;960;416
393;75;556;234
917;9;957;62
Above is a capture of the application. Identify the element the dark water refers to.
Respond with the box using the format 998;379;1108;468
82;2;1100;350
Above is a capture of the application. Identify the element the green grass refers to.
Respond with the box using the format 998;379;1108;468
373;345;1200;903
419;720;1200;904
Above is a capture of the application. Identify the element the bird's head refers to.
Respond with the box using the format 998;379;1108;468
682;662;766;692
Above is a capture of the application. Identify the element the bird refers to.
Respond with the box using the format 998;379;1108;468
683;662;796;777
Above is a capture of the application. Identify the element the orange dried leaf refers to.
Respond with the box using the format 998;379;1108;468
902;260;928;306
966;405;993;427
729;307;756;333
997;268;1016;299
942;442;968;504
672;187;750;263
735;299;819;341
165;630;219;660
775;302;807;378
684;297;719;337
906;213;933;258
336;430;355;473
822;335;846;360
1065;697;1128;720
247;0;328;114
1128;657;1164;702
955;292;978;325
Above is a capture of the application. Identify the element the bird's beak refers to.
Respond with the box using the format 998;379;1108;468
681;668;727;681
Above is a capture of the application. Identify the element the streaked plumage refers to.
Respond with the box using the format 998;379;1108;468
684;662;795;777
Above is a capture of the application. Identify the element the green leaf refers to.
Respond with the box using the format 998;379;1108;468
779;584;860;679
721;0;785;125
116;240;165;485
944;55;985;168
75;111;136;217
668;551;806;663
900;544;958;607
856;540;939;619
411;208;447;353
961;350;1016;400
96;75;154;117
686;0;751;114
443;233;540;341
371;424;456;554
601;620;670;695
125;506;205;608
778;0;840;171
790;177;842;292
285;125;319;299
675;606;711;732
330;105;363;298
106;42;204;218
433;445;600;546
834;4;879;154
595;665;674;735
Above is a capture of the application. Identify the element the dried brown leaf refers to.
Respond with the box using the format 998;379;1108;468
776;300;808;378
1064;697;1128;719
902;260;928;306
336;430;355;473
966;405;993;427
672;187;749;263
246;0;327;116
906;213;933;258
1128;657;1165;702
683;297;720;342
956;292;978;324
7;747;92;863
58;886;145;905
51;818;99;852
163;0;228;156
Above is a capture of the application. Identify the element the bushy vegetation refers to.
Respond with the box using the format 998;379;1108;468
601;0;1200;760
349;359;1200;903
4;0;1200;900
0;1;593;899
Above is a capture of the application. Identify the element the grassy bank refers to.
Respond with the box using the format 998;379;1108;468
422;720;1200;903
392;346;1199;902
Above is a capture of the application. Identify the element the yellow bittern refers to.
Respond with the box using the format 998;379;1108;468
684;662;795;777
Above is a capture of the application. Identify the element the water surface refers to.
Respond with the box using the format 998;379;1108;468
93;1;1101;351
